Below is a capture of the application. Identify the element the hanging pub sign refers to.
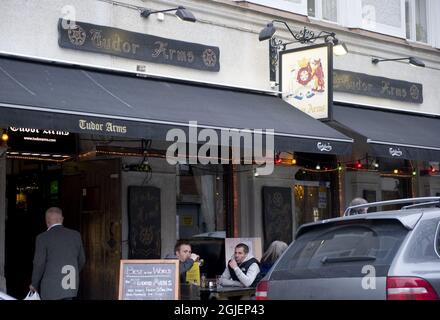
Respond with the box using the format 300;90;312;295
7;127;77;155
58;19;220;72
333;69;423;104
280;43;333;121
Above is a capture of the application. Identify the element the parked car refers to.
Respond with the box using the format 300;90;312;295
256;197;440;300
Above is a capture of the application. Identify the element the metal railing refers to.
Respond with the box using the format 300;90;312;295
343;197;440;216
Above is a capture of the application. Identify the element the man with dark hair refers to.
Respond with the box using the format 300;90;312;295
29;207;86;300
166;240;200;283
218;243;262;287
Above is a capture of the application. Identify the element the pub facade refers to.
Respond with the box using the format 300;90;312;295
0;0;440;299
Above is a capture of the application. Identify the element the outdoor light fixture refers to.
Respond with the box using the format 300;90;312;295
259;20;348;80
259;20;348;53
371;56;425;68
140;6;196;22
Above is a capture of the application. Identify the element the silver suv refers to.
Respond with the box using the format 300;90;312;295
256;197;440;300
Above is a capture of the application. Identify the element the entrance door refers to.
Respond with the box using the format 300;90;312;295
294;181;332;227
61;159;121;300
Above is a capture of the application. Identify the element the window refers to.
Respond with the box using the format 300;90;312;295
436;222;440;258
233;0;307;15
308;0;338;23
273;220;408;278
361;0;406;38
406;0;429;43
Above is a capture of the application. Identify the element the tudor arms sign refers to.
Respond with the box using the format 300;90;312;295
333;70;423;104
58;19;220;72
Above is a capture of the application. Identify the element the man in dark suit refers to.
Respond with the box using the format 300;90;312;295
29;207;86;300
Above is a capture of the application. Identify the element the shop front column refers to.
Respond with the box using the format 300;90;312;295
0;149;6;292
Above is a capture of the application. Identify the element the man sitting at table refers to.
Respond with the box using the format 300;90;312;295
218;243;262;287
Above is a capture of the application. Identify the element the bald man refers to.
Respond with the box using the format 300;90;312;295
29;207;86;300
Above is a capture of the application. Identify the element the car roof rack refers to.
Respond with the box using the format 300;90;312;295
343;197;440;216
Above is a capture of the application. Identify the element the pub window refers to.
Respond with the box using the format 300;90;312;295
308;0;339;23
405;0;429;43
232;0;308;15
361;0;406;38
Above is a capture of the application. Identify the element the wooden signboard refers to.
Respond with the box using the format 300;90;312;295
262;186;293;250
119;260;179;300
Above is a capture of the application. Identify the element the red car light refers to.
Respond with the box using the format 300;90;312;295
387;277;439;300
255;280;268;300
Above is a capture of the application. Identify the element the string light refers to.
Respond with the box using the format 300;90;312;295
275;152;282;164
1;130;8;142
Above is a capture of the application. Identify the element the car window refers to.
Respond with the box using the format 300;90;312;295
404;219;439;262
435;222;440;258
272;220;408;279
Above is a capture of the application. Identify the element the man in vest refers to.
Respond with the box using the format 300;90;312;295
218;243;262;287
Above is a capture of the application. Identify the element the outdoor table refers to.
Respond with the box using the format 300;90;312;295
199;286;256;300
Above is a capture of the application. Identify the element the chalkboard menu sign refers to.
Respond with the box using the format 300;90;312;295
119;260;180;300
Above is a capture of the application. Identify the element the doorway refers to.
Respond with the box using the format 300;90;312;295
5;161;62;298
62;159;121;300
4;158;121;300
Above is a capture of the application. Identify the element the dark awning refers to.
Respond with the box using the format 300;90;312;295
0;55;352;155
333;104;440;160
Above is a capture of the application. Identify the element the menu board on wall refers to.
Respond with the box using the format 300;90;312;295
119;260;179;300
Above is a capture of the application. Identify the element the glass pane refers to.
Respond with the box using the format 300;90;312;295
436;223;440;255
322;0;337;22
308;0;316;17
274;220;408;278
415;0;428;42
362;0;402;28
294;183;331;227
405;0;411;39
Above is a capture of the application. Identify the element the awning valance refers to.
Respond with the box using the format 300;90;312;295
0;55;352;155
333;104;440;160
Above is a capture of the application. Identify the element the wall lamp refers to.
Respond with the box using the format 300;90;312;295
259;20;348;81
371;56;425;68
259;20;348;55
140;6;196;22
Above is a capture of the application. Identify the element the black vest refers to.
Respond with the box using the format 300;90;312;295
228;257;262;287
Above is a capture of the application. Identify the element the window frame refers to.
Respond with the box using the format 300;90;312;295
360;0;406;38
233;0;308;15
308;0;342;25
405;0;431;45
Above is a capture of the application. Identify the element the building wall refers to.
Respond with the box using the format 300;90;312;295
1;0;440;283
1;0;440;115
